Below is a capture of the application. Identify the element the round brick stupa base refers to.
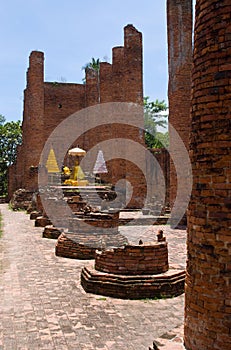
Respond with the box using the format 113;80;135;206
55;232;128;260
81;266;185;299
81;241;185;299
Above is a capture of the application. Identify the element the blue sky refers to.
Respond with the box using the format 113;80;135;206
1;0;194;122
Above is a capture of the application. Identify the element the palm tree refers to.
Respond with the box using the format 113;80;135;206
82;57;100;72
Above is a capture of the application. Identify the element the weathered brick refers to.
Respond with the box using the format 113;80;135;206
167;0;193;223
184;1;231;349
95;242;169;275
8;25;146;209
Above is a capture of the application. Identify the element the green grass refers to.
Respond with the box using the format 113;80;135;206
140;294;172;302
8;202;25;212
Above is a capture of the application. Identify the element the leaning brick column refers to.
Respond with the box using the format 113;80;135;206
184;1;231;349
167;0;192;223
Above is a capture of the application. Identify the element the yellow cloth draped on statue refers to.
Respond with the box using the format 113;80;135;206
64;161;88;186
70;165;85;180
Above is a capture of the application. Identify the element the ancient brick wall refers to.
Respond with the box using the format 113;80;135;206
184;1;231;349
76;122;146;209
95;243;169;275
167;0;193;217
99;25;143;104
9;25;145;208
148;148;170;207
81;24;144;208
44;82;85;139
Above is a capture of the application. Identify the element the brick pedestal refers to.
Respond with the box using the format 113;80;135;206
55;232;128;260
95;243;169;275
81;242;185;299
81;266;185;300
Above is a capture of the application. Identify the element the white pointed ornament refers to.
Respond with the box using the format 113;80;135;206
93;150;108;174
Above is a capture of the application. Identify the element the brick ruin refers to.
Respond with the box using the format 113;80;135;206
167;0;193;225
184;0;231;349
7;2;231;347
55;230;127;260
8;22;174;215
81;235;185;299
55;209;128;260
148;148;170;210
8;24;146;209
94;240;169;275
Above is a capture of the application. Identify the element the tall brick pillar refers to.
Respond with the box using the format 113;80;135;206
124;24;143;104
184;1;231;349
167;0;193;224
22;51;45;191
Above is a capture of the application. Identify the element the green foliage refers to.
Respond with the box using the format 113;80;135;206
0;115;5;125
82;57;101;84
0;115;22;196
144;97;168;148
82;57;100;72
144;97;167;115
152;131;169;149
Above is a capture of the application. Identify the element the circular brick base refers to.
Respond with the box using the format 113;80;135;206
95;243;169;275
81;266;185;299
55;232;128;260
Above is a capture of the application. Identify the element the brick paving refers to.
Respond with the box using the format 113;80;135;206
0;204;186;350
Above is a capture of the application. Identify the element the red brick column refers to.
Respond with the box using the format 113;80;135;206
99;62;113;103
167;0;193;222
22;51;45;191
85;68;99;106
123;25;143;104
184;1;231;349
